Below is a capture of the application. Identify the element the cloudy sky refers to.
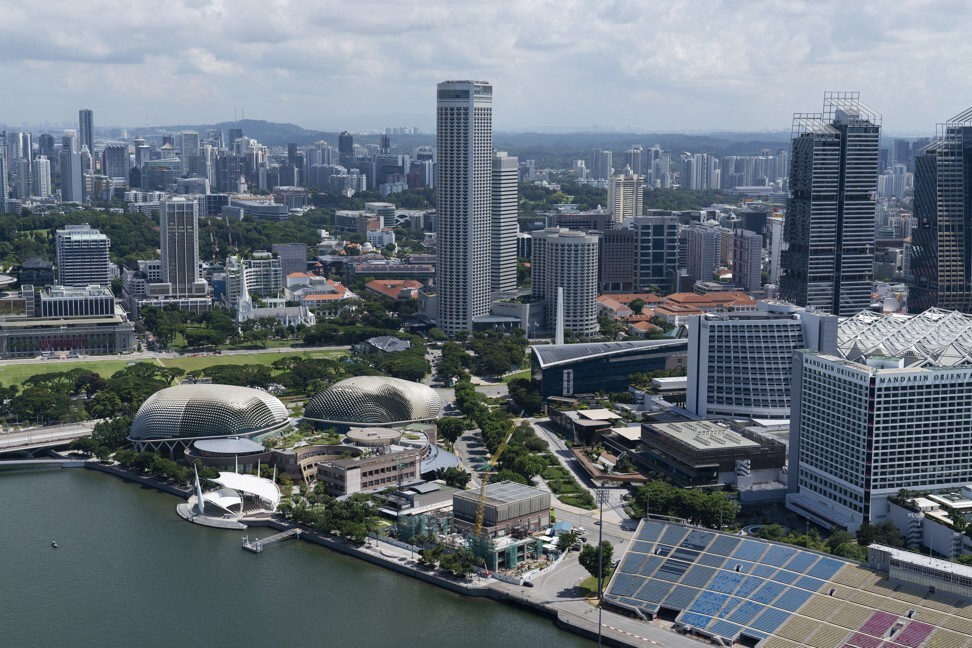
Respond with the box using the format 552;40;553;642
0;0;968;134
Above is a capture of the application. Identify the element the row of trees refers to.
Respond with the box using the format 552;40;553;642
631;480;739;530
283;485;382;545
5;363;183;427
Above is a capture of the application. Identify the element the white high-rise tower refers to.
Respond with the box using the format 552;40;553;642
492;150;518;295
435;80;493;334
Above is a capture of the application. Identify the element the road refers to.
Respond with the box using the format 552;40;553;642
488;548;707;647
0;421;99;450
530;418;631;520
0;345;351;368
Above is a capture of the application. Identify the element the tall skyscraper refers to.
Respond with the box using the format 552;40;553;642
78;109;94;155
909;108;972;313
780;92;880;316
55;224;111;287
632;212;679;292
60;131;83;203
338;131;354;166
591;149;613;181
532;228;599;337
32;156;51;198
101;143;130;179
732;229;762;292
435;80;493;334
491;150;518;295
0;144;7;214
160;197;201;295
606;172;644;222
686;222;723;283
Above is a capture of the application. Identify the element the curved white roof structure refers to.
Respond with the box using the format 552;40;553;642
130;384;290;442
304;376;441;425
213;472;281;511
838;308;972;367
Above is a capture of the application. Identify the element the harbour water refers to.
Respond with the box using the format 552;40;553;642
0;468;591;647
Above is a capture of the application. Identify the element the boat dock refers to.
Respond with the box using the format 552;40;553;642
242;528;301;553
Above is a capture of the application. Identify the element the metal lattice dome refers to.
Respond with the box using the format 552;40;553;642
130;384;290;441
304;376;441;425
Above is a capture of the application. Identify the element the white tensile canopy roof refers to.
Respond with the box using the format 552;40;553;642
213;472;281;511
203;487;243;512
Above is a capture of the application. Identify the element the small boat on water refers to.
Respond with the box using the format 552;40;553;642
51;541;58;548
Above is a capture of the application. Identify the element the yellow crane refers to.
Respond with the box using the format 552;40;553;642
472;417;520;537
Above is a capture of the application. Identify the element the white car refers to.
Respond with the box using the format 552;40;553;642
576;527;586;533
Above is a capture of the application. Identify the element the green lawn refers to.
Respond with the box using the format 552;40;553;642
0;358;161;387
579;570;615;596
0;349;345;387
501;369;531;383
159;349;344;373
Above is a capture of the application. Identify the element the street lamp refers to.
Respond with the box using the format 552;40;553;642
596;485;610;647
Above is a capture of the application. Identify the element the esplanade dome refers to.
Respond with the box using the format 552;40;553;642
303;376;441;426
130;384;290;445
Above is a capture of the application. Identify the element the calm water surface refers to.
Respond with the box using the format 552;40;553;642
0;468;591;647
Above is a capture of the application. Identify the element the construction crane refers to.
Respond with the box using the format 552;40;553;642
472;415;522;537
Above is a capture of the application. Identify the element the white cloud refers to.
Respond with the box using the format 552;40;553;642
0;0;970;133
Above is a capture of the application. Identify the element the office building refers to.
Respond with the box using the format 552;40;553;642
14;158;30;199
607;172;644;222
686;222;724;283
910;108;972;313
591;149;613;181
60;132;83;203
0;142;7;214
435;80;493;334
101;143;129;180
532;228;599;336
491;151;518;295
788;351;972;533
32;155;51;198
632;212;679;293
767;214;785;286
78;109;93;155
686;301;838;420
599;228;636;293
338;131;354;166
732;229;762;292
160;197;204;295
780;92;880;316
55;224;111;287
272;243;308;278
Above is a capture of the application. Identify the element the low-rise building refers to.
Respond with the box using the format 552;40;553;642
639;419;786;496
366;279;423;301
0;285;135;358
317;449;421;497
452;481;550;538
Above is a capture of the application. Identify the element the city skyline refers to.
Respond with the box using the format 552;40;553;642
1;1;970;133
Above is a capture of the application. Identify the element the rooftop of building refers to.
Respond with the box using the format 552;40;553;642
366;279;423;299
870;543;972;578
532;339;686;369
454;480;546;506
645;420;761;451
838;307;972;367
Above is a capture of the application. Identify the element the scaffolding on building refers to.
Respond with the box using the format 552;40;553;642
396;511;452;544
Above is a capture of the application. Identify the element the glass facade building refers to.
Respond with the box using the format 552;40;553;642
909;108;972;313
781;92;880;316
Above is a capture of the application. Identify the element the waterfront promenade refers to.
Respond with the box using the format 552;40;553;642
6;456;703;647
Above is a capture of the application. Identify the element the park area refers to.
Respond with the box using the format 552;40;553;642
0;349;346;388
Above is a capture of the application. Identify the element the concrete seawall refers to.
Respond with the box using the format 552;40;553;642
85;462;644;647
84;462;192;498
